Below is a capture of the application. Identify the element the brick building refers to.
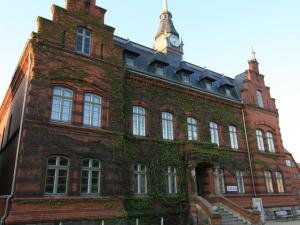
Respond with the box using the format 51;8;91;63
0;0;299;225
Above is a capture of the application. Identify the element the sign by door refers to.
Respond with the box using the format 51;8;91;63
226;186;238;192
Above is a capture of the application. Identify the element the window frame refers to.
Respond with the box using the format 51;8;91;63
229;125;238;150
167;166;177;195
76;27;91;55
80;159;101;195
210;122;219;146
50;86;73;124
275;171;285;193
264;171;274;193
266;131;275;152
155;64;165;76
256;129;265;151
83;93;102;128
162;112;174;140
214;168;225;195
256;90;264;108
132;106;146;137
134;164;147;195
187;117;198;141
45;156;70;195
124;54;136;67
236;170;245;194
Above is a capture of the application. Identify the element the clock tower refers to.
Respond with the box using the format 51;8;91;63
153;0;183;60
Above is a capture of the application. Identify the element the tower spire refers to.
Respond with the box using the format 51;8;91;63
250;46;257;61
163;0;168;12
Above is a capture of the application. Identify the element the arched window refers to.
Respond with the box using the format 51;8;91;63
132;106;146;136
229;126;238;150
76;27;91;55
275;172;285;193
266;132;276;152
81;159;101;195
51;87;73;123
256;129;265;151
264;171;274;193
162;112;174;140
187;117;198;141
210;122;219;146
45;156;69;195
83;93;102;128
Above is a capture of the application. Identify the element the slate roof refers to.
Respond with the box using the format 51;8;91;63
114;36;243;102
156;12;179;38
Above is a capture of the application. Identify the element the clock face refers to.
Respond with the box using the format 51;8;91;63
169;34;180;47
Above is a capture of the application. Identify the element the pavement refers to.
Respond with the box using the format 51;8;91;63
266;221;300;225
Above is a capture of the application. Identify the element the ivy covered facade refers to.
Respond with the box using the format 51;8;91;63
0;1;299;225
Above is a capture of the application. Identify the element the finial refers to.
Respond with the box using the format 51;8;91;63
163;0;168;12
250;46;257;61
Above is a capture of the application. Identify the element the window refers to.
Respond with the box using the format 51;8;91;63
210;122;219;146
162;112;174;140
134;164;147;195
155;64;165;76
125;54;136;67
256;90;264;108
266;132;275;152
275;172;284;193
45;156;69;195
205;81;213;90
264;171;274;193
286;160;292;167
133;106;146;136
225;87;231;96
236;170;245;193
182;74;190;84
229;126;238;150
83;93;102;127
76;27;91;55
51;87;73;123
187;117;198;141
81;159;101;195
167;167;177;194
256;129;265;151
214;168;225;195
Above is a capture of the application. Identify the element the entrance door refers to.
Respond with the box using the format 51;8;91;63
195;165;208;196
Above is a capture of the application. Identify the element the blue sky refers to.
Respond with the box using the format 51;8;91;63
1;0;300;161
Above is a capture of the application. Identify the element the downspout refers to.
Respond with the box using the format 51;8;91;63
242;108;257;197
0;52;32;225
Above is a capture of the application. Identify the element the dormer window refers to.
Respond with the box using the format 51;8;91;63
155;64;165;76
205;80;213;90
124;54;136;67
225;87;232;96
182;73;190;84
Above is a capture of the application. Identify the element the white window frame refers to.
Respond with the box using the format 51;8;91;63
210;122;219;146
51;87;73;123
45;156;69;195
167;167;177;195
286;160;292;167
264;171;274;193
134;164;147;195
83;93;102;128
182;74;190;84
266;132;275;152
187;117;198;141
162;112;174;140
275;172;284;193
133;106;146;136
76;27;91;55
81;159;101;195
229;126;238;150
236;170;245;194
256;129;265;151
256;90;264;108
